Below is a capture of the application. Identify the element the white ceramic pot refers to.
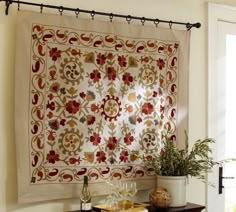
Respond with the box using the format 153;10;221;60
156;175;187;207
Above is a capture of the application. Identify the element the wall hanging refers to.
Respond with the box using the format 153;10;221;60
1;0;199;203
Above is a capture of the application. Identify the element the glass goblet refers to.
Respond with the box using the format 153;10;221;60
127;181;137;208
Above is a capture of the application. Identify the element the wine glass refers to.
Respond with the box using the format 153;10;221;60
127;181;137;208
105;194;118;211
105;180;121;211
118;181;129;210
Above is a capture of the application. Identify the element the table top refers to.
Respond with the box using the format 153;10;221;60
147;202;205;211
69;202;205;212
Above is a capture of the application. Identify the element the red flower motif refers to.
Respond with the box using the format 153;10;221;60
141;102;154;115
107;67;116;81
90;69;101;83
122;72;133;86
140;56;149;63
46;150;59;164
137;117;142;123
120;150;129;162
65;100;80;114
124;132;134;145
96;53;106;65
50;82;60;93
160;105;165;113
153;91;158;97
49;70;56;80
96;151;106;163
87;115;96;125
156;58;165;70
91;103;99;112
48;93;54;100
46;101;55;111
49;119;59;130
90;132;101;146
49;47;61;62
60;119;66;126
47;111;53;119
80;92;86;99
107;53;113;59
107;136;117;150
118;55;127;67
124;104;133;113
69;157;81;165
71;49;81;56
144;155;153;161
48;130;55;141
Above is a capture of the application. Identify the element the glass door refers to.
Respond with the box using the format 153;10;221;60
208;4;236;211
224;33;236;212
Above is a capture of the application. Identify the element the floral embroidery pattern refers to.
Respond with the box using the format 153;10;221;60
29;24;179;185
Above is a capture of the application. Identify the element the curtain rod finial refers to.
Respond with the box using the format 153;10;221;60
195;22;201;28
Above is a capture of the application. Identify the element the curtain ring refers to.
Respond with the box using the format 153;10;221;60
17;0;20;11
91;10;95;20
109;13;113;22
141;17;146;26
75;8;80;18
59;6;63;16
154;19;160;27
126;15;131;24
40;4;43;13
169;21;173;29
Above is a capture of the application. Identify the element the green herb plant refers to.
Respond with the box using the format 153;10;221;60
138;131;234;181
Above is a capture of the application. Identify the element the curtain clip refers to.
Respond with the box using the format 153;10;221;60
40;4;44;13
154;19;160;27
91;10;95;20
169;21;173;29
59;6;63;16
109;13;113;22
75;8;80;18
141;17;146;26
126;15;131;24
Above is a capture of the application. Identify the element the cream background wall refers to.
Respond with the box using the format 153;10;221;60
0;0;236;211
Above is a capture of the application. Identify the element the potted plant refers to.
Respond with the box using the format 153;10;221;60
134;131;231;207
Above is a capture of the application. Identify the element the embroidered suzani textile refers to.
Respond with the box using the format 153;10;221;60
14;11;190;203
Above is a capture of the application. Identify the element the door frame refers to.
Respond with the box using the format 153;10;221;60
208;3;236;212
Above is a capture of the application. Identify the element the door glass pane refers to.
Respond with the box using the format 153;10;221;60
225;34;236;212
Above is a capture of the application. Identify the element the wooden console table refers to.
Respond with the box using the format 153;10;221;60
70;202;205;212
147;202;205;212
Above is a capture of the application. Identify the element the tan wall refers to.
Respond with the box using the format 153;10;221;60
1;0;236;211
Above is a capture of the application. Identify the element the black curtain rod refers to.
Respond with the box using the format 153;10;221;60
1;0;201;30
